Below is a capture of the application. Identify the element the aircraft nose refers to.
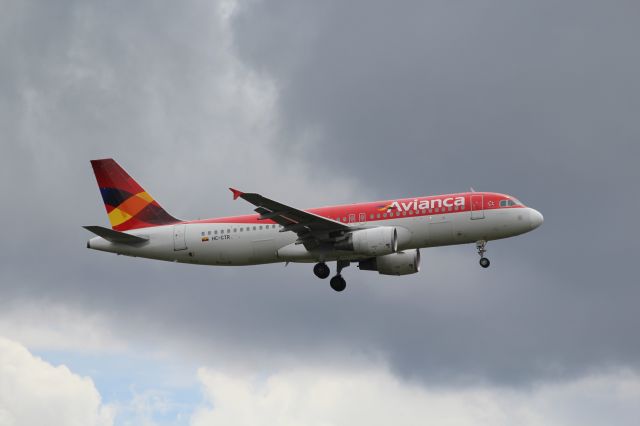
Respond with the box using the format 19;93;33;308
529;208;544;229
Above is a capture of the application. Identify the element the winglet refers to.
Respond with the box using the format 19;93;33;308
229;188;244;200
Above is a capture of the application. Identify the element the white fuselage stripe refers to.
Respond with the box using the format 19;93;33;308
88;207;536;266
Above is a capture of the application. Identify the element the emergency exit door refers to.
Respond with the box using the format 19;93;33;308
173;224;187;250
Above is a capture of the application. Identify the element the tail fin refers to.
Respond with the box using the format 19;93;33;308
90;159;180;231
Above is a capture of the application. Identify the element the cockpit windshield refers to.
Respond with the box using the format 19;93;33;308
499;198;522;207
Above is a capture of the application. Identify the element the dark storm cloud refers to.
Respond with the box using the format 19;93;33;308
230;0;640;380
1;0;639;388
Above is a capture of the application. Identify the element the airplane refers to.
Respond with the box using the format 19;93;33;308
84;158;543;292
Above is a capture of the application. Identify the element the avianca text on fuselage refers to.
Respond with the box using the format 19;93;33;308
380;197;465;212
84;159;543;292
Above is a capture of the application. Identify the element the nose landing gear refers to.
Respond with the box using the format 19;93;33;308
476;240;490;268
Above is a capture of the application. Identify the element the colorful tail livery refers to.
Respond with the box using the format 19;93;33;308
90;159;179;231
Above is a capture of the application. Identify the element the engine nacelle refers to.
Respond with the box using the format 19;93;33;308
334;227;398;256
358;249;421;276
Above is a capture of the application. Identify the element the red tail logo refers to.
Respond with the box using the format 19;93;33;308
90;159;179;231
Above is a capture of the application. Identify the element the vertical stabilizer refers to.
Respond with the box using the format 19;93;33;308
90;159;179;231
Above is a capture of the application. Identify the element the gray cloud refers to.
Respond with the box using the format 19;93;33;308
1;0;639;392
229;0;640;378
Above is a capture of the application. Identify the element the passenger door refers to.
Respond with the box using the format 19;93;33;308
470;195;485;220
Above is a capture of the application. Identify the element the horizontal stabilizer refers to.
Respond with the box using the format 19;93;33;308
83;225;149;244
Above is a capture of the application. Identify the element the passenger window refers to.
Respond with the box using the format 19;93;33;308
215;230;218;235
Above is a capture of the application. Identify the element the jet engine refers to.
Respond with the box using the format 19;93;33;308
358;249;421;276
334;227;398;256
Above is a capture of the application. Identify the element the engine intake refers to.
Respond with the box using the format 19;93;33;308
358;249;421;276
334;227;398;256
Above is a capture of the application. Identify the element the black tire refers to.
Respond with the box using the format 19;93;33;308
330;275;346;292
313;262;330;279
479;257;490;268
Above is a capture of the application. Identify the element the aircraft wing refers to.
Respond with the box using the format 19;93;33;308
229;188;351;243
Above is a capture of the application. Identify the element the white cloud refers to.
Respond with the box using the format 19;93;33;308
0;302;126;353
0;337;114;426
190;364;640;426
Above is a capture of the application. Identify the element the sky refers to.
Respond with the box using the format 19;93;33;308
1;0;639;424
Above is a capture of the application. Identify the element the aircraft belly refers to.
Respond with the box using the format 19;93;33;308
426;218;454;246
449;209;531;242
250;238;278;263
179;224;294;266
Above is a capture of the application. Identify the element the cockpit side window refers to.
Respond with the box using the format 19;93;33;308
500;199;520;207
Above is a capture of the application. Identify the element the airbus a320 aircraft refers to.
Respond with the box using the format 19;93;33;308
85;159;543;292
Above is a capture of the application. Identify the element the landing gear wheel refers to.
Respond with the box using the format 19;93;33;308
330;275;346;292
313;262;330;279
476;240;490;268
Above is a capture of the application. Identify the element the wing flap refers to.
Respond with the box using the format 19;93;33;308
230;189;350;239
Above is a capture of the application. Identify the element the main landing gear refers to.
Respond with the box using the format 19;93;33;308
314;261;349;292
313;262;330;279
330;275;346;292
330;260;349;292
476;240;490;268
